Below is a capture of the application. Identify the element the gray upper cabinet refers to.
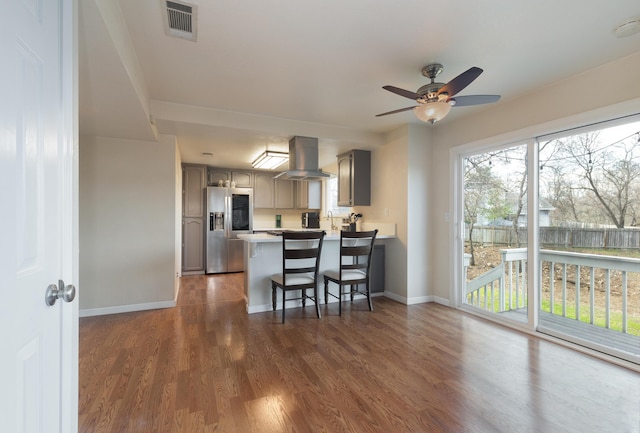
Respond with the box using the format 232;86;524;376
231;171;253;188
207;168;230;186
254;172;296;209
337;150;370;206
183;164;206;217
296;180;321;209
253;172;275;208
208;168;253;187
275;179;295;209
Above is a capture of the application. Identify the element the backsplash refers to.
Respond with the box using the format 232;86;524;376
253;209;305;229
253;209;396;236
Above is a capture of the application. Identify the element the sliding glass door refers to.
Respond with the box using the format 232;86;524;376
536;119;640;362
461;143;529;324
458;116;640;363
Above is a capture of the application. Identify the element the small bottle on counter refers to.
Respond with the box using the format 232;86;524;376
275;214;281;228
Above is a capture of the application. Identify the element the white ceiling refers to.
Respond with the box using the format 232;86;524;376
79;0;640;169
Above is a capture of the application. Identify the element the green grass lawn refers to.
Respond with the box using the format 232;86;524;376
466;293;640;336
540;298;640;336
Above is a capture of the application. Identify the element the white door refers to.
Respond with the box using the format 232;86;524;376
0;0;78;432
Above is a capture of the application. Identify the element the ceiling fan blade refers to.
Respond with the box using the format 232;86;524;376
437;67;483;98
383;85;422;100
375;106;417;117
449;94;501;107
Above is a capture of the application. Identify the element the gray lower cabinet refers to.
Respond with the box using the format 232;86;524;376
182;218;204;273
370;244;385;293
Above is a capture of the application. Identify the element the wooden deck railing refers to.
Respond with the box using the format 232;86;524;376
465;248;640;336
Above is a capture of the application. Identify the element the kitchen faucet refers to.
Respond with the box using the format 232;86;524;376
327;210;337;231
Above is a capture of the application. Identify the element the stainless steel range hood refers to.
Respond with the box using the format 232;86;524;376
274;136;332;180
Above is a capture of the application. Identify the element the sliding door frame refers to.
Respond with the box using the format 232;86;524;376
449;105;640;368
452;139;538;333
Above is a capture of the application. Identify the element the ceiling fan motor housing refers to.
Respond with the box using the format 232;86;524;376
416;82;445;100
421;63;444;79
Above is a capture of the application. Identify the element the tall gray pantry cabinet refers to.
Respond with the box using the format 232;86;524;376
182;164;206;274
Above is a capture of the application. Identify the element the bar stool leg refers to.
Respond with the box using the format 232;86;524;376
324;278;329;304
272;282;277;311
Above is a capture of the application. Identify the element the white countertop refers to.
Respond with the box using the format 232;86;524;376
238;230;395;243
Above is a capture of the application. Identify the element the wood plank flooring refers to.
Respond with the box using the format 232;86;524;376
79;273;640;433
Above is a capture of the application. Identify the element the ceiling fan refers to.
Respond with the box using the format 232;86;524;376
376;63;501;124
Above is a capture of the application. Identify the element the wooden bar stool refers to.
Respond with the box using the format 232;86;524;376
323;229;378;315
271;230;325;323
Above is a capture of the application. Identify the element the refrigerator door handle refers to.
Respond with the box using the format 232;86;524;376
225;195;231;238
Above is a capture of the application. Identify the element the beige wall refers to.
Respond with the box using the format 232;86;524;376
430;51;640;304
79;135;178;314
364;126;410;299
406;125;432;302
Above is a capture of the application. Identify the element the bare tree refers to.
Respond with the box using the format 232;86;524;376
464;154;506;265
554;132;640;228
491;146;531;247
540;140;585;224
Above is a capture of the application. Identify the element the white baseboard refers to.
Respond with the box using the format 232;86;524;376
383;291;406;304
432;296;451;307
79;300;176;317
247;292;377;314
407;295;432;305
247;303;275;314
383;291;433;305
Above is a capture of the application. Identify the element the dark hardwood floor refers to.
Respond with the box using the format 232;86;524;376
79;274;640;433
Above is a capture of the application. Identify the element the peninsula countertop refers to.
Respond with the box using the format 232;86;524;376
239;225;396;314
238;230;395;243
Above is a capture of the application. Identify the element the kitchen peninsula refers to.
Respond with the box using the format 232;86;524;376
238;227;395;314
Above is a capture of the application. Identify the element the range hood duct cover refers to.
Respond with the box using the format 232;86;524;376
274;136;331;180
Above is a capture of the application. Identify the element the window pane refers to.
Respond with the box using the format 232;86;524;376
538;119;640;356
463;144;529;323
326;177;350;216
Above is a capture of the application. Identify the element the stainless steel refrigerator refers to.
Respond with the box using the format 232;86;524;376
206;187;253;273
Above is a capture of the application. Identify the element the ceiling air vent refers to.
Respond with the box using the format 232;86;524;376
162;0;197;42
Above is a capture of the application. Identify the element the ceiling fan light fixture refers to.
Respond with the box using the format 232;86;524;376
414;101;451;124
252;150;289;169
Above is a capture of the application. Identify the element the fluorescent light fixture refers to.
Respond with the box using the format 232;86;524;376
252;151;289;170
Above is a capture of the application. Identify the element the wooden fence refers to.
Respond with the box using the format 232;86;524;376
466;226;640;249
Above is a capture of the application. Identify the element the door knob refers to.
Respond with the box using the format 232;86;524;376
45;279;76;306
